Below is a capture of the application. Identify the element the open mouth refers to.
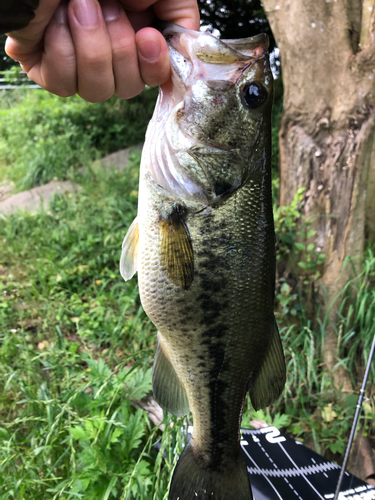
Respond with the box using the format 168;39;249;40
165;26;269;92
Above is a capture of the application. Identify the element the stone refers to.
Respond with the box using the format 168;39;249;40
0;180;81;215
99;144;143;171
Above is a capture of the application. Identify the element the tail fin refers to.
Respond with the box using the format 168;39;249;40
169;441;253;500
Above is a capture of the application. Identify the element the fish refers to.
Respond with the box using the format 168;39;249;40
120;24;286;500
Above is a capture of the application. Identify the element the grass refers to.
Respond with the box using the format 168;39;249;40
336;253;375;383
0;88;158;190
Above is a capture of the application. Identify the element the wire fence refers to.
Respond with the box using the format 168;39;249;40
0;68;41;90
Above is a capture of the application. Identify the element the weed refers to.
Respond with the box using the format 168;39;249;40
274;186;305;264
336;251;375;385
0;88;157;189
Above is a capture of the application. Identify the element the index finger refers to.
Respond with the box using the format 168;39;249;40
119;0;200;30
124;0;200;87
153;0;200;30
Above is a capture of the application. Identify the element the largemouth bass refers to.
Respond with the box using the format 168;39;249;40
120;25;285;500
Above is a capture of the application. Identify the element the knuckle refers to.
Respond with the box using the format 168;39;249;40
42;67;77;97
115;82;145;100
111;40;135;62
78;88;114;103
81;52;111;72
44;82;77;97
51;45;76;62
53;88;77;98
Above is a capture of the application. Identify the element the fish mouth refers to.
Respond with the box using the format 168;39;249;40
162;23;269;64
161;24;269;113
221;33;269;53
160;25;270;152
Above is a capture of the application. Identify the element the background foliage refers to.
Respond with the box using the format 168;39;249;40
0;88;158;189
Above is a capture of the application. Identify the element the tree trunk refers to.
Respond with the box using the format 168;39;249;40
262;0;375;388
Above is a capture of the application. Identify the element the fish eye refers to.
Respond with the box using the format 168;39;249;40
241;82;268;109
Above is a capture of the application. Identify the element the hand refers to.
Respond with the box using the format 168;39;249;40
5;0;199;102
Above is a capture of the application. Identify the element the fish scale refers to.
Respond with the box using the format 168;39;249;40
120;24;286;500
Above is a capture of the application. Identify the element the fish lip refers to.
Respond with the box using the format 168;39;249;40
221;33;270;52
160;22;190;38
161;23;270;60
157;21;269;48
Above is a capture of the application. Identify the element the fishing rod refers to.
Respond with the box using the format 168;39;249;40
333;331;375;500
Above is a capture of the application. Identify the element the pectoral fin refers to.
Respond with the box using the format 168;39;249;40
152;334;189;417
160;209;194;290
249;320;286;410
120;217;139;281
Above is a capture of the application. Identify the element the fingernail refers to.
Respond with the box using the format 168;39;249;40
137;38;161;62
73;0;98;26
53;2;68;25
102;0;120;22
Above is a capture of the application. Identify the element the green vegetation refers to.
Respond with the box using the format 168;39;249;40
0;88;158;189
0;89;374;498
271;193;375;456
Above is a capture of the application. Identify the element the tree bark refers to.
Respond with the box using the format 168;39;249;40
262;0;375;387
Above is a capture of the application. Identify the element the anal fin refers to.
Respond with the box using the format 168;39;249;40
152;334;189;417
250;319;286;411
120;217;139;281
